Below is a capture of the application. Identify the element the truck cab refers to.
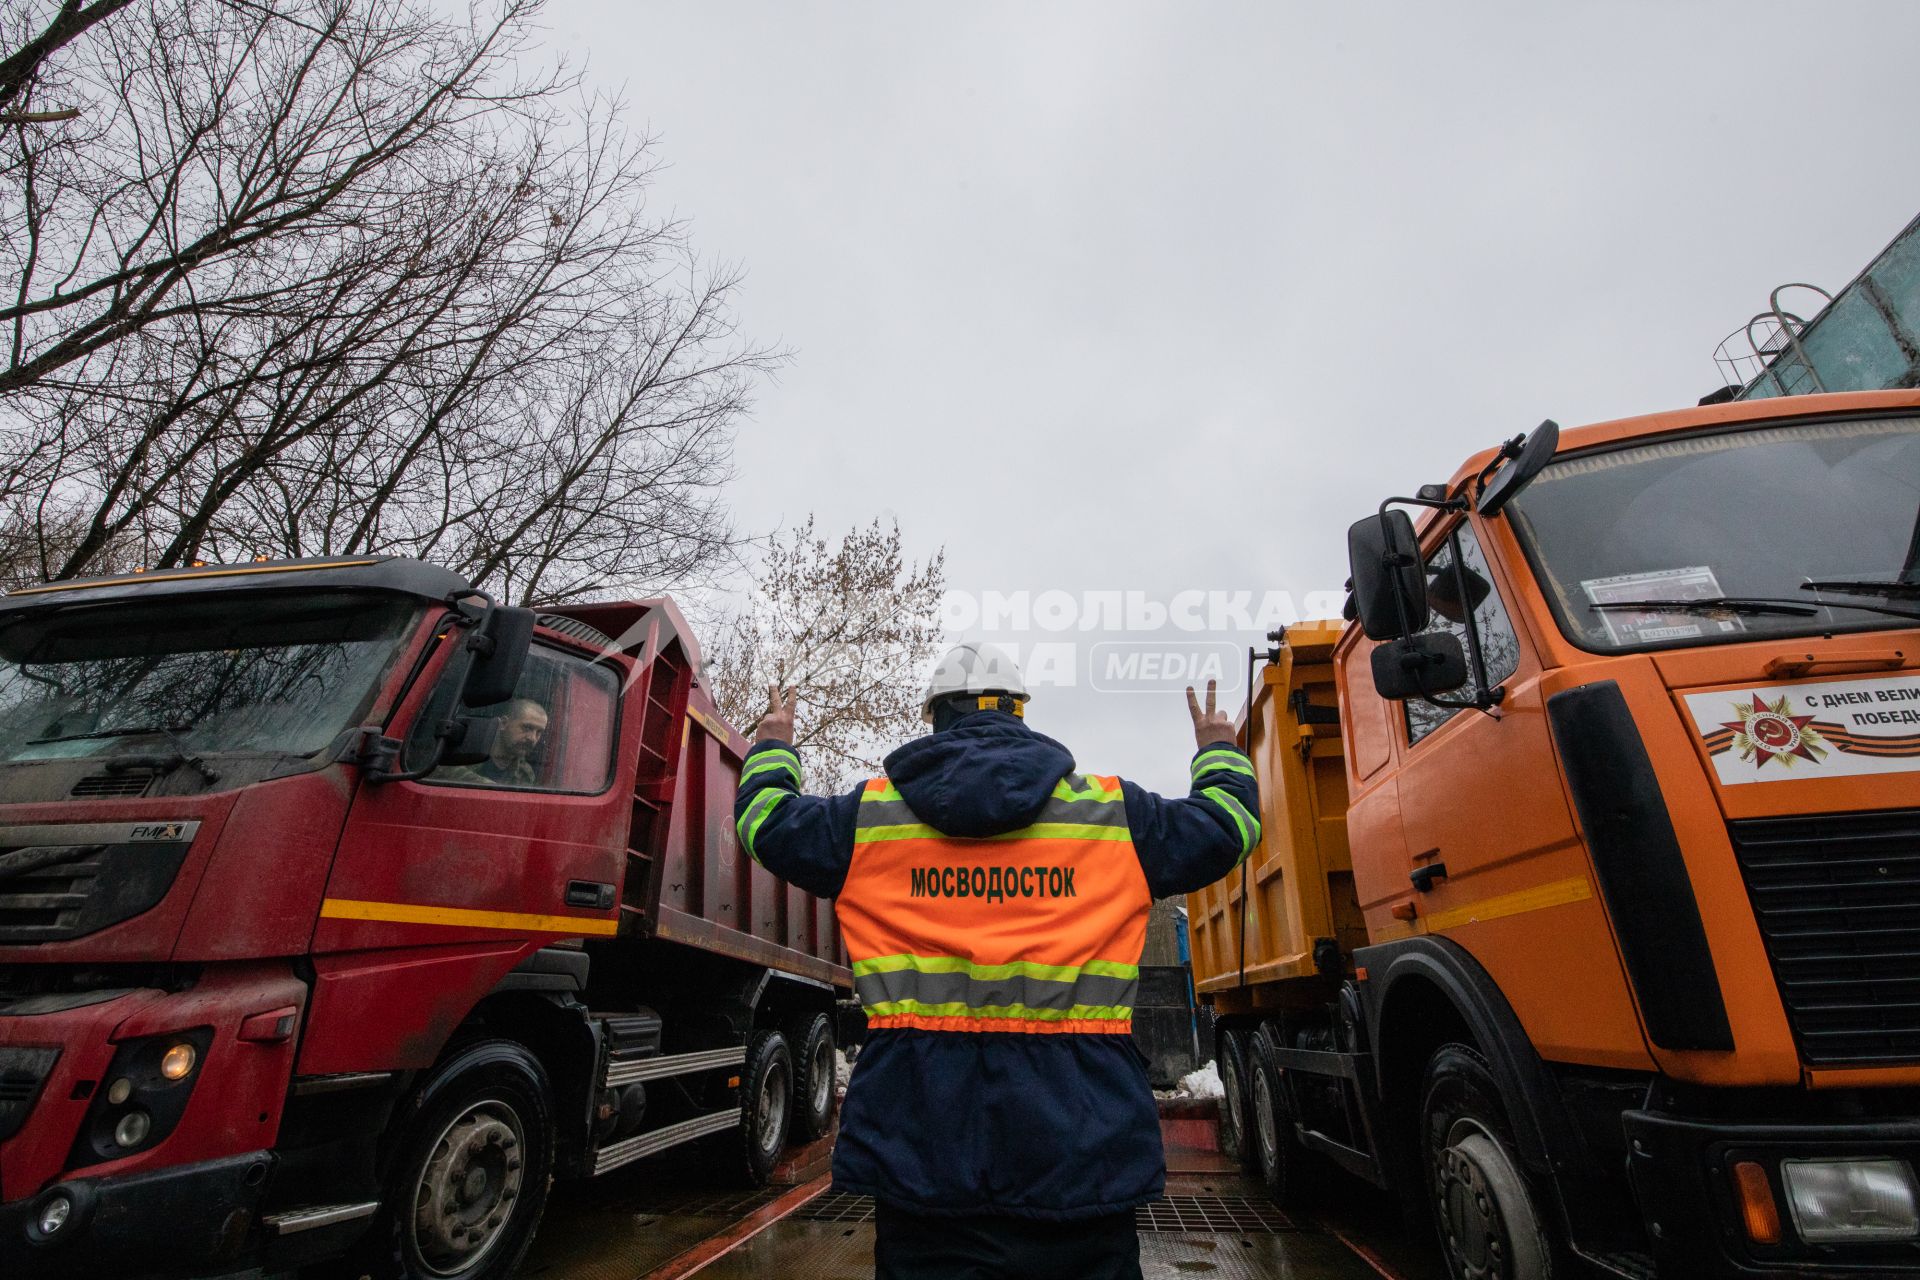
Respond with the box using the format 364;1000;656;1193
0;557;846;1280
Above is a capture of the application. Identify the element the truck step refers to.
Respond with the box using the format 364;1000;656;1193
605;1043;745;1088
593;1107;742;1175
261;1201;380;1234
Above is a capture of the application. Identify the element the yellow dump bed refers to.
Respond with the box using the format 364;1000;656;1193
1186;619;1365;1010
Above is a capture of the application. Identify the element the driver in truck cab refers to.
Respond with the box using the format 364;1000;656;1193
732;643;1261;1280
440;695;547;787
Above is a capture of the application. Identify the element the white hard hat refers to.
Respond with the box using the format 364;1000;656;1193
922;642;1028;719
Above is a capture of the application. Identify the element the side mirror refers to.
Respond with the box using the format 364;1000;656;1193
1371;632;1469;701
461;606;535;707
1348;511;1429;640
438;715;499;767
1477;419;1559;516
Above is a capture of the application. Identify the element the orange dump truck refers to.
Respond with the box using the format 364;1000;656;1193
1190;387;1920;1279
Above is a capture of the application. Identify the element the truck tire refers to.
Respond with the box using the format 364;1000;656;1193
737;1028;792;1186
1217;1030;1255;1168
1419;1042;1555;1280
1250;1024;1323;1206
356;1039;556;1280
785;1012;836;1143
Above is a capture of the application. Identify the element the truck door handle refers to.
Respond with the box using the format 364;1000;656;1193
566;880;617;910
1409;863;1449;893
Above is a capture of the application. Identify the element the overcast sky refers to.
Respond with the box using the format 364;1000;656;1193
554;2;1920;793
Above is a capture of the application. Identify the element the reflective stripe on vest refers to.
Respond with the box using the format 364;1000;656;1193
835;772;1151;1035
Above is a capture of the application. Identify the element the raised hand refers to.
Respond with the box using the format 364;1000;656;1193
1187;679;1235;749
755;684;799;744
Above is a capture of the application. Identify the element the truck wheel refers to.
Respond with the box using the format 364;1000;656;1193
737;1028;792;1185
1420;1043;1554;1280
1250;1025;1320;1205
1217;1030;1255;1168
361;1039;556;1280
785;1012;836;1143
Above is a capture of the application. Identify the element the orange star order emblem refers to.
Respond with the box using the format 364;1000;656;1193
1721;693;1828;768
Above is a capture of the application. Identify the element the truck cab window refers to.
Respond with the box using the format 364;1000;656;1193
1405;521;1520;746
412;644;619;793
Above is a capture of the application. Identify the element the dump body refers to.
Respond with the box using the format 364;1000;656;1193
1187;619;1360;1006
544;599;844;984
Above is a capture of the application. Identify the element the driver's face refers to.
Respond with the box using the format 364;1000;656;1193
496;705;548;766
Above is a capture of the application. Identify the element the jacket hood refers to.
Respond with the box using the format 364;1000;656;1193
883;712;1075;839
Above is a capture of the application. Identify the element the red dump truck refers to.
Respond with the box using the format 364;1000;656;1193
0;556;848;1280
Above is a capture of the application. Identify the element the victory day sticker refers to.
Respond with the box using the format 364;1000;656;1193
1684;674;1920;785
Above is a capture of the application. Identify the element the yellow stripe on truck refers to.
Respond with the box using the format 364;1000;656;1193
1422;875;1594;933
320;897;621;935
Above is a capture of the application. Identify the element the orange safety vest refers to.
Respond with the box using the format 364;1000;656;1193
836;772;1152;1035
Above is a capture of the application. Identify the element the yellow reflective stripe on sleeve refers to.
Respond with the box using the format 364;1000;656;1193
1201;785;1261;855
740;751;802;786
863;999;1132;1023
852;821;1132;844
861;780;904;802
851;953;1141;982
736;788;789;863
1191;749;1255;781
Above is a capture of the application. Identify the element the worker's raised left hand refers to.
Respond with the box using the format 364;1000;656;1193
1187;679;1235;748
755;684;799;744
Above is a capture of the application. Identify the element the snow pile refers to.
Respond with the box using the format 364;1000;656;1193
1152;1060;1224;1101
834;1046;856;1098
1178;1060;1224;1100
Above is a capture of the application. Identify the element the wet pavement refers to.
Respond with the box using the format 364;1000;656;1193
522;1123;1444;1280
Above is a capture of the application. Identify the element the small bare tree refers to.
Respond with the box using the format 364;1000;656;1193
0;0;780;600
709;517;946;794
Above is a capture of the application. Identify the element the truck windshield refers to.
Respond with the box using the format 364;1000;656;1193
1507;415;1920;652
0;590;418;762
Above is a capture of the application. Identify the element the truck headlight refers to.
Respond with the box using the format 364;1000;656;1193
1781;1158;1920;1243
71;1027;213;1165
36;1194;71;1236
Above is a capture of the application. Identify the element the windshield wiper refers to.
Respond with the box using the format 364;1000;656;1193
26;723;219;783
27;723;192;745
1589;597;1820;618
1802;579;1920;599
1591;594;1920;624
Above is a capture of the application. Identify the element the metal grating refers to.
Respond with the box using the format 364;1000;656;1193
796;1192;875;1223
1731;809;1920;1065
793;1193;1292;1234
1137;1195;1292;1234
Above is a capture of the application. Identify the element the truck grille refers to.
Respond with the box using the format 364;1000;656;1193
1731;809;1920;1066
0;834;194;944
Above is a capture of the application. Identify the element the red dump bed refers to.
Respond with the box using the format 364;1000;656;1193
545;599;848;990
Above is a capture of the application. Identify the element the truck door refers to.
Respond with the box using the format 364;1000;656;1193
1390;517;1647;1066
302;635;629;1073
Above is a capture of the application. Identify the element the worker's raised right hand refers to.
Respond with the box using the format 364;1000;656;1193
1188;679;1235;749
755;684;799;744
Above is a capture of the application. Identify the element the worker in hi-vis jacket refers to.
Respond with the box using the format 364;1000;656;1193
731;642;1261;1280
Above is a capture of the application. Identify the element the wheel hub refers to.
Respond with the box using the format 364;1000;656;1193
1435;1143;1505;1280
1431;1125;1550;1280
811;1039;832;1113
412;1102;526;1276
1222;1056;1243;1147
759;1062;788;1155
1253;1069;1277;1171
